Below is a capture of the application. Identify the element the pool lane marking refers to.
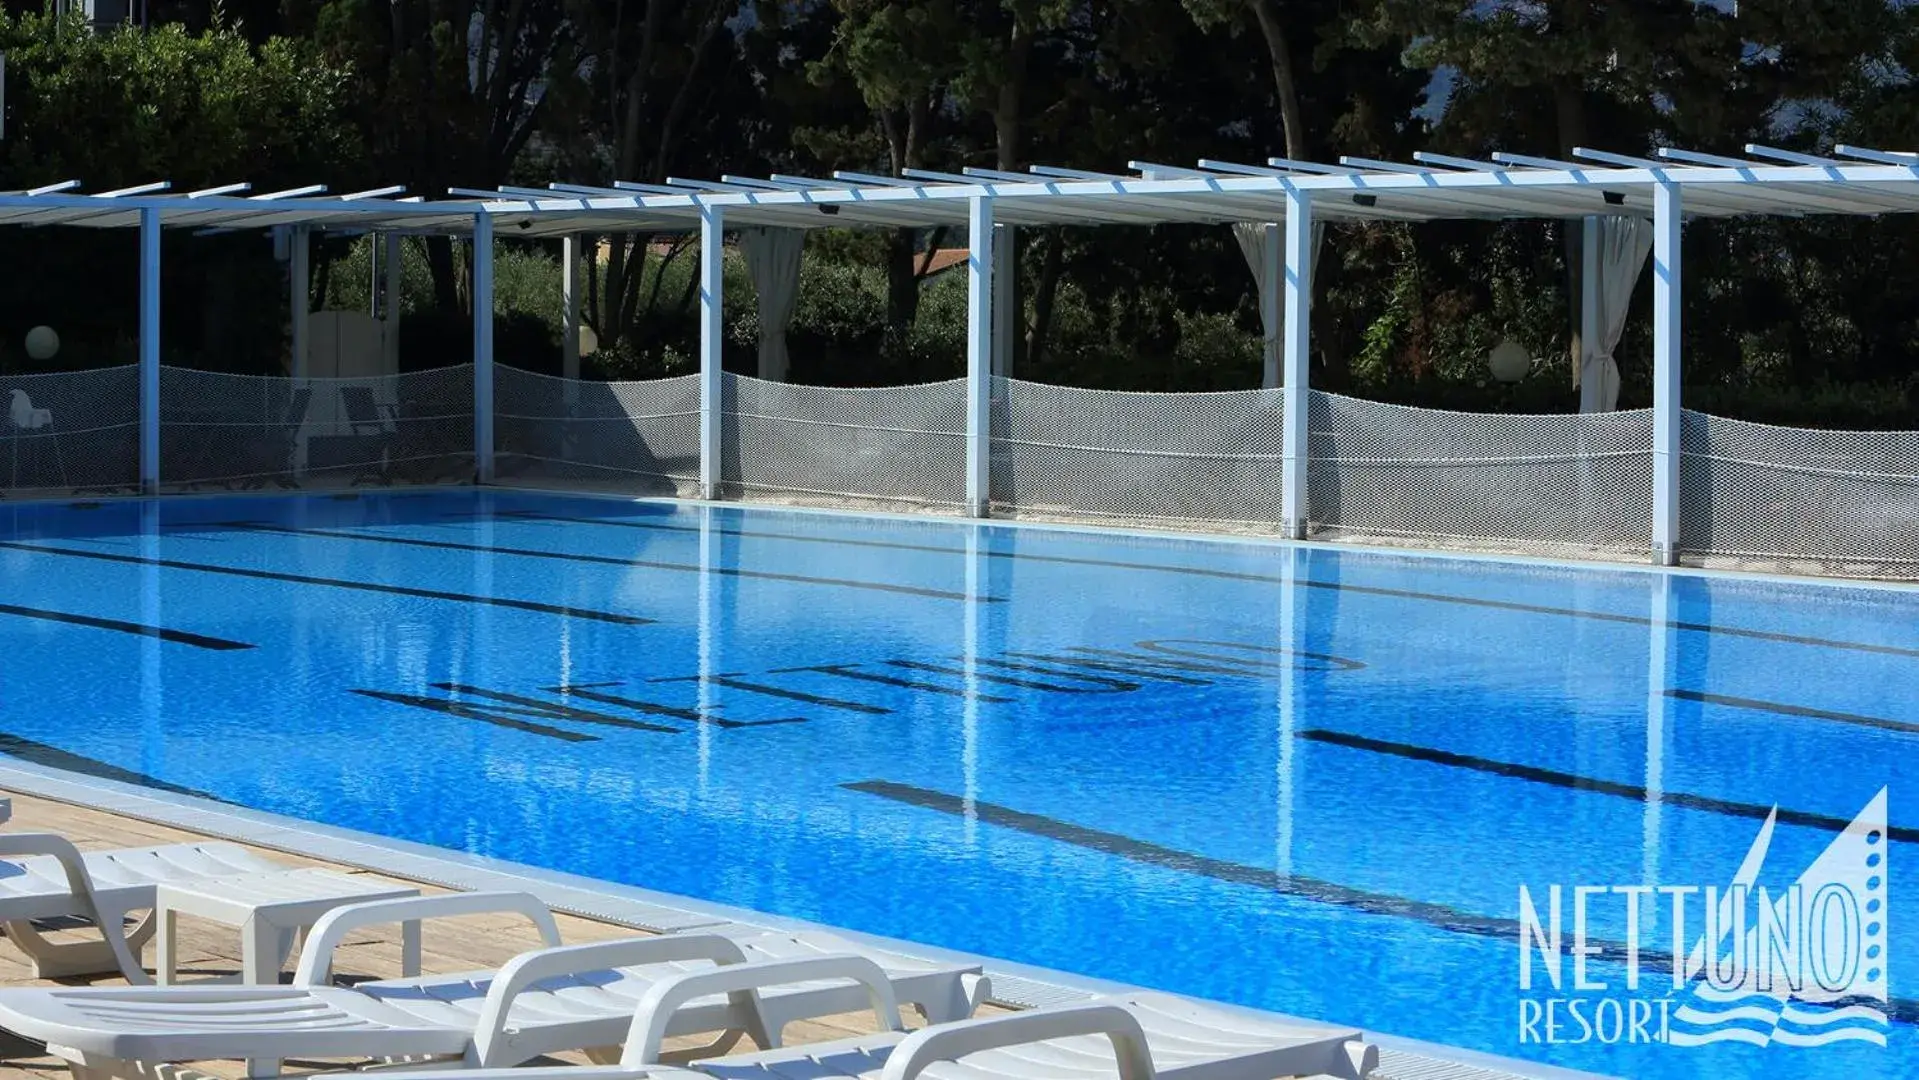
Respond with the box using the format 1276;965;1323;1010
843;778;1528;941
221;522;997;604
471;510;1919;661
0;733;229;802
1297;728;1919;845
1665;689;1919;736
0;541;653;626
844;777;1919;1024
0;602;252;651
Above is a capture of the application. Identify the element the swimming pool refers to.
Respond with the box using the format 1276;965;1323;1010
0;489;1907;1078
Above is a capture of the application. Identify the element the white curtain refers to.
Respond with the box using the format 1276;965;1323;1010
739;227;805;382
1580;217;1653;413
1232;220;1325;388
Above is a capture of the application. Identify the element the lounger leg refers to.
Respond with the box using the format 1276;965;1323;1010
2;912;156;979
156;906;177;985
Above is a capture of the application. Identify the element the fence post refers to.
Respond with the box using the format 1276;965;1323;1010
1651;182;1682;565
1280;189;1313;539
473;212;495;483
699;203;725;500
139;207;161;495
966;196;996;518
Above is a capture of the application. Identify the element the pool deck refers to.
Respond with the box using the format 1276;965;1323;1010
0;762;1611;1080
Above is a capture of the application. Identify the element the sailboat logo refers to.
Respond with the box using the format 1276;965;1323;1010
1665;787;1889;1047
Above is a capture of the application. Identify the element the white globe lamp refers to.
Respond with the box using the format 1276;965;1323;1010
578;325;600;357
1487;339;1530;383
23;326;59;362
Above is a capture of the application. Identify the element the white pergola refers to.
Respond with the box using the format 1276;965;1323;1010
6;143;1917;563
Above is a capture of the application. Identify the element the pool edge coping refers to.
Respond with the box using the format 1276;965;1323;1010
0;756;1612;1080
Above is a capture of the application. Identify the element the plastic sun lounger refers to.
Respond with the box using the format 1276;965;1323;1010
342;954;1380;1080
0;834;288;982
0;892;991;1080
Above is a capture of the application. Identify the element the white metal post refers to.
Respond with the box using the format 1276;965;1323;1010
289;224;310;379
698;204;725;499
992;223;1015;377
472;213;495;483
1280;190;1314;538
966;196;996;517
383;231;402;372
1260;223;1281;389
1651;183;1682;565
561;234;582;383
138;207;161;494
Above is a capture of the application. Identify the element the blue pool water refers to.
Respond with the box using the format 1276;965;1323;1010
0;489;1909;1078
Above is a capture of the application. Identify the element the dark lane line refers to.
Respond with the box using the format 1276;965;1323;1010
0;734;229;802
0;602;252;651
0;542;652;626
845;777;1919;1025
1297;728;1919;845
1666;689;1919;736
471;511;1919;661
224;523;995;604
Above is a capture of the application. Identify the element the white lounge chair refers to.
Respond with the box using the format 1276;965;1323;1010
0;892;989;1079
325;954;1380;1080
0;833;286;982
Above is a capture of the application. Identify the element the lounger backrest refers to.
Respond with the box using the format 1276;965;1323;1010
623;953;901;1066
0;833;148;984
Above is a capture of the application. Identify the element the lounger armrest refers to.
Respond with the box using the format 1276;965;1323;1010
625;954;901;1066
294;891;561;986
469;933;753;1067
879;1002;1157;1080
0;833;147;984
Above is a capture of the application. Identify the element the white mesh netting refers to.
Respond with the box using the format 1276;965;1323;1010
0;365;141;494
160;365;474;491
990;378;1286;526
494;366;699;496
722;374;966;509
1307;391;1654;554
1679;410;1919;573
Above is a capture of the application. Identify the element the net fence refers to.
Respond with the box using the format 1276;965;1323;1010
1679;410;1919;574
1307;392;1654;554
990;378;1286;527
722;374;967;510
159;365;475;492
494;366;699;497
0;365;141;495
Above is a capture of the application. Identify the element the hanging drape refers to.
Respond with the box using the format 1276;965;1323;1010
1580;217;1653;413
1232;221;1325;389
739;227;805;382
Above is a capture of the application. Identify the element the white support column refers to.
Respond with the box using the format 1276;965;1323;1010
383;232;402;373
472;213;496;483
289;224;310;379
698;204;726;499
1651;183;1682;565
1280;190;1314;539
139;207;161;494
992;223;1015;377
1260;223;1281;389
965;197;996;517
1644;574;1672;900
562;235;583;383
